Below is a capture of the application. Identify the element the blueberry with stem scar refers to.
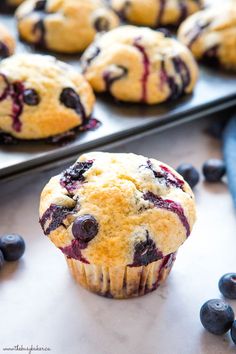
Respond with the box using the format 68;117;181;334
200;299;234;335
219;273;236;299
72;214;98;243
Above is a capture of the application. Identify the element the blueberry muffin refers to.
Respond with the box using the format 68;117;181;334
0;54;95;140
0;24;15;59
39;152;196;299
16;0;120;53
81;26;198;104
110;0;204;27
178;3;236;70
0;0;24;12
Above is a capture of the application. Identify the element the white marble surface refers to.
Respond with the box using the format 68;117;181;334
1;116;236;354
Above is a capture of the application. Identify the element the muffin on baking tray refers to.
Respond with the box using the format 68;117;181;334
110;0;204;27
0;24;15;59
178;3;236;71
39;152;196;299
81;25;198;104
0;54;95;140
16;0;120;53
0;0;24;12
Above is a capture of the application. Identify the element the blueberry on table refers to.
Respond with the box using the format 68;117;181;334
231;320;236;345
0;234;25;262
176;163;199;188
200;299;234;335
219;273;236;299
202;159;226;182
72;215;98;243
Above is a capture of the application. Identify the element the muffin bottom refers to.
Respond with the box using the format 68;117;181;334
66;253;176;299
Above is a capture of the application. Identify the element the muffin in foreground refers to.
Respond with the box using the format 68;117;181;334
111;0;204;27
0;24;15;59
39;152;196;299
16;0;120;53
0;54;95;140
178;3;236;71
81;26;198;104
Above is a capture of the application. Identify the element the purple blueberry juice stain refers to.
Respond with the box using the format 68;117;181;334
103;65;128;93
129;231;163;267
143;191;190;237
133;38;150;103
79;117;101;131
60;239;89;264
39;203;75;236
160;56;191;100
151;252;176;290
60;160;94;193
172;56;190;91
146;160;184;190
0;74;25;132
185;21;211;48
83;46;101;71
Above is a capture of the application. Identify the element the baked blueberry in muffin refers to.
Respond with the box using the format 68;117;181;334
81;25;198;104
39;152;196;298
178;3;236;71
0;54;95;140
110;0;204;27
0;24;15;60
16;0;120;53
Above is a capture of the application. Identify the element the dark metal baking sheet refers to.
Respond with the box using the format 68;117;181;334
0;13;236;178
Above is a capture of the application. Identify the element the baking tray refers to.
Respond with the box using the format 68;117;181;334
0;13;236;178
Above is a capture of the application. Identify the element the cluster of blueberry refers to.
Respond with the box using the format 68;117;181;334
200;273;236;345
176;158;226;189
0;234;25;268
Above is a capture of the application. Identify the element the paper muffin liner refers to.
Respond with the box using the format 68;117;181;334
66;252;177;299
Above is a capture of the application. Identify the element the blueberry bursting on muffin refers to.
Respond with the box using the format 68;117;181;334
16;0;120;53
81;26;198;104
39;152;196;298
178;4;236;71
110;0;203;27
0;54;95;140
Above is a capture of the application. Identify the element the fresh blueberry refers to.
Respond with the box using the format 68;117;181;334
72;215;98;243
0;234;25;262
231;320;236;345
0;250;4;269
202;159;226;182
176;163;200;188
200;299;234;335
93;17;109;32
23;89;40;106
219;273;236;299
